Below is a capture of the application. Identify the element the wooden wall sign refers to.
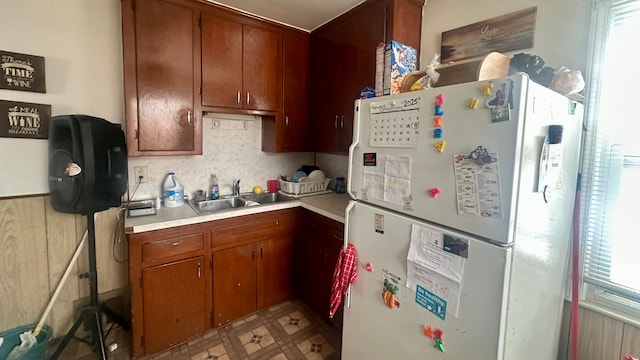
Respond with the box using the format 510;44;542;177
0;50;46;93
0;100;51;139
440;7;537;63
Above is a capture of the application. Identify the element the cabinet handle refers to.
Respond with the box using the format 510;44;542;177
187;110;192;125
170;241;182;247
285;116;289;127
246;91;250;105
197;262;201;279
332;234;343;241
341;115;344;128
237;91;241;105
334;115;338;129
252;248;255;261
260;246;264;258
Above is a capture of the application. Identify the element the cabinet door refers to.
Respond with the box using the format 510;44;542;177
257;235;295;309
128;0;196;153
243;25;279;111
310;33;341;153
201;13;243;109
213;243;257;327
280;31;310;151
142;256;206;355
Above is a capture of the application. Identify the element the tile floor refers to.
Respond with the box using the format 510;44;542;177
46;299;342;360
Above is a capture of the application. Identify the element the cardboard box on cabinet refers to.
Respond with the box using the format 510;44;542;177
382;40;417;95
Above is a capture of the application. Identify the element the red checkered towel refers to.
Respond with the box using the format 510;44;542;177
329;243;358;318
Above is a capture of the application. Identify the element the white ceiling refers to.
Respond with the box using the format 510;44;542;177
206;0;366;32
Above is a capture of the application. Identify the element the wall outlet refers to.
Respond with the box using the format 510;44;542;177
133;166;148;183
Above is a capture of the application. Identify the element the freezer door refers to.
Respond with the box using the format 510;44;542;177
342;201;512;360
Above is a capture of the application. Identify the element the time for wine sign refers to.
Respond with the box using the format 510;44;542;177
0;50;46;93
0;100;51;139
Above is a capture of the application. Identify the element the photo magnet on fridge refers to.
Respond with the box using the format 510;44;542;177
364;152;377;166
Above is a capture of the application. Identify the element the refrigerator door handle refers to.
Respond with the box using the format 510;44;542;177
344;200;357;309
347;101;361;199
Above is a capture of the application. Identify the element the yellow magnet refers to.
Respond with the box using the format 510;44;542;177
480;82;494;96
434;140;446;153
467;98;479;109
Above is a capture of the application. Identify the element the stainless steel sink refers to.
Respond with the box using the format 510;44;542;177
188;192;295;215
241;192;295;204
189;197;246;214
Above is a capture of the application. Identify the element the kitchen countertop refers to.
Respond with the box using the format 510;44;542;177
124;192;351;234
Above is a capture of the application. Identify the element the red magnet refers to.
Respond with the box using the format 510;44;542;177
365;262;374;272
434;94;445;106
429;187;441;198
433;328;444;340
433;117;443;127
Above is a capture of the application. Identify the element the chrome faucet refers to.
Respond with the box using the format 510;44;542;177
232;179;240;196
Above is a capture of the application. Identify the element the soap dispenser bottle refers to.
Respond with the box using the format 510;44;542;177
210;174;220;200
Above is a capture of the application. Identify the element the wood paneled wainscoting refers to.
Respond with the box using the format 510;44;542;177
0;195;128;337
558;300;640;359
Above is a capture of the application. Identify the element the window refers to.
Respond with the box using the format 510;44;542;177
581;0;640;315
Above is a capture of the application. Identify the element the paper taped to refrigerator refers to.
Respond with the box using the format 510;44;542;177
363;154;411;205
406;224;465;317
453;152;503;218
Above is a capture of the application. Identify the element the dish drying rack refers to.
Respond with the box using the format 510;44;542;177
279;178;332;196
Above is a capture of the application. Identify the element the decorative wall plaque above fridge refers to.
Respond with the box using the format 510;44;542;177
0;50;46;93
440;7;537;64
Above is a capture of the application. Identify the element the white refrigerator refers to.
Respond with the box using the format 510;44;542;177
342;75;582;359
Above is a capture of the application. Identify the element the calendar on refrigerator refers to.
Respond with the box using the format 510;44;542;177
369;95;422;148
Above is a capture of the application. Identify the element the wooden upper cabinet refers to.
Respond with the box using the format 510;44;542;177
121;0;202;156
201;12;279;112
201;14;243;109
243;25;279;111
310;0;424;154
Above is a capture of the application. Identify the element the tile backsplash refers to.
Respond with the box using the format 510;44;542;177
127;114;314;201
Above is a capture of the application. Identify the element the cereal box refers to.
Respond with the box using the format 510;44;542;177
383;40;417;95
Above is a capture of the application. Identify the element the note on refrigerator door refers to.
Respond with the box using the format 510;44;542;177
362;154;411;205
406;224;465;317
453;152;503;218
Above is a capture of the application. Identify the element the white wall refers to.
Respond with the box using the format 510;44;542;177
420;0;592;75
0;0;125;197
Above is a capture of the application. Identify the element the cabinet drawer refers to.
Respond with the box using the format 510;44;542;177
142;233;205;263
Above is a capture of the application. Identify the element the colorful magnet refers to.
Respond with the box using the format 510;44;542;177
433;117;443;127
467;98;479;109
433;328;444;340
428;187;441;198
480;82;494;96
423;325;435;339
469;145;493;165
433;128;443;138
434;94;445;106
434;338;446;352
434;105;444;116
434;140;446;153
365;262;374;272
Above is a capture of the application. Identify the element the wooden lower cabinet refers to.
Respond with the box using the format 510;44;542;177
295;209;344;329
128;207;336;356
142;256;207;355
211;209;297;327
212;243;258;327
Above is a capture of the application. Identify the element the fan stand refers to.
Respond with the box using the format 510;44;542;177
50;213;129;360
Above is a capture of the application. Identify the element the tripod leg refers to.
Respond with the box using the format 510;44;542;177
92;310;108;360
50;308;89;360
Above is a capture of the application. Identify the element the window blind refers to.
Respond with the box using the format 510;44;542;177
581;0;640;304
